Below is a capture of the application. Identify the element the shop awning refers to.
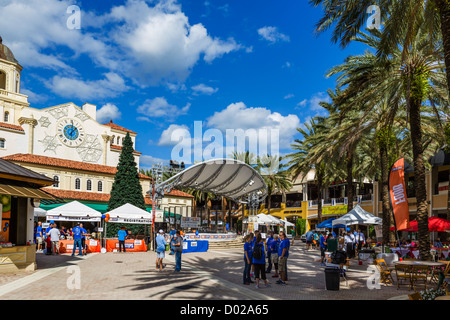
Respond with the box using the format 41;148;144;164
0;184;57;200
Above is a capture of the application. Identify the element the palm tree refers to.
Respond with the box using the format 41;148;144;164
326;27;447;259
257;155;293;217
309;0;450;97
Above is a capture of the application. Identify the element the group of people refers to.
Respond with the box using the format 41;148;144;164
243;230;290;288
155;228;184;272
35;221;89;256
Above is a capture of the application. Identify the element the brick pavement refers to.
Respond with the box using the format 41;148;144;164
0;243;414;300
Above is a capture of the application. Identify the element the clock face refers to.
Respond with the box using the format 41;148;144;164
57;118;85;147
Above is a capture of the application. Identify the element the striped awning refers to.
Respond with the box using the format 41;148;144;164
0;184;57;200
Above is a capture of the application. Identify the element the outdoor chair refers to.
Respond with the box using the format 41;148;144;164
411;265;429;291
375;259;394;286
430;261;450;285
394;264;412;290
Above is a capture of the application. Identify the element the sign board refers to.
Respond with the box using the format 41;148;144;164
155;211;164;223
42;223;50;229
98;228;103;232
108;217;152;224
181;217;200;228
322;205;347;216
375;225;383;239
47;215;101;222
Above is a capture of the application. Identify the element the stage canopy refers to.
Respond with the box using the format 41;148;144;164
151;158;268;202
105;203;158;225
332;204;382;227
46;200;102;222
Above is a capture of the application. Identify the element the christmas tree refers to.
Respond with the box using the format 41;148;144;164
107;132;147;237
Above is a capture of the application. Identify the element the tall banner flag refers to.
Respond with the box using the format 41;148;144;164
388;158;410;231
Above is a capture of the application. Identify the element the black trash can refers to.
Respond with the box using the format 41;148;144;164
324;267;340;291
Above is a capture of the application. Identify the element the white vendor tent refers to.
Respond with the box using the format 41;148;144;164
332;204;382;227
265;214;284;225
283;218;295;227
46;201;102;222
257;213;278;225
105;203;156;224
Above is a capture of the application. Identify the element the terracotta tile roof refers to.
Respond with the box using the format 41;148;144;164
0;121;24;132
146;189;194;199
43;188;152;205
110;144;142;155
103;121;137;135
2;154;152;180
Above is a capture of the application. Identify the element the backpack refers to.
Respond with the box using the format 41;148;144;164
253;244;263;260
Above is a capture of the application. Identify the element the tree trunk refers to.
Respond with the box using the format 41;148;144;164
347;150;354;212
447;169;450;221
317;169;323;223
409;99;431;261
436;0;450;97
267;196;272;217
380;143;393;245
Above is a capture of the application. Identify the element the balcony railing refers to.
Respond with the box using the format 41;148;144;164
308;194;374;207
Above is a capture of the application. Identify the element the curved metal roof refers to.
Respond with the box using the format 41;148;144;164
153;158;267;202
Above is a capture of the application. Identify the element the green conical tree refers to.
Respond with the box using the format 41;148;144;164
108;132;146;211
107;132;146;237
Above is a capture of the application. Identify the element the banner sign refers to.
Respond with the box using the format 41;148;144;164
184;233;238;242
389;158;410;231
108;217;152;224
47;215;101;222
181;217;200;228
322;205;347;216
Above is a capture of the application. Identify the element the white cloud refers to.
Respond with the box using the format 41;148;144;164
137;97;190;120
140;155;169;166
207;102;300;147
297;92;331;114
46;73;129;100
158;124;191;146
257;26;290;43
284;94;294;100
96;103;122;123
192;83;219;95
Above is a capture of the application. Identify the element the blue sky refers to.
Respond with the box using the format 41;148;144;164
0;0;368;169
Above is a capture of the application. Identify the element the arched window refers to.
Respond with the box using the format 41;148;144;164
0;71;6;90
0;138;5;148
117;136;121;145
87;179;92;191
4;111;9;122
75;178;81;190
98;181;103;192
53;176;59;188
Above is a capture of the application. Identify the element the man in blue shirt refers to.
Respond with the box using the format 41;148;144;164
36;221;44;253
169;227;176;255
265;231;274;273
71;223;83;256
319;232;328;266
305;230;314;250
277;231;290;285
269;234;280;278
155;230;167;271
117;226;128;252
80;223;88;255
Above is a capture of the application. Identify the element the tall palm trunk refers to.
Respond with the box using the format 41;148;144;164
267;195;272;217
447;170;450;221
409;99;431;260
346;150;354;212
380;142;393;245
436;0;450;97
317;169;324;223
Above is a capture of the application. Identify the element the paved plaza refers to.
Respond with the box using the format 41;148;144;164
0;242;412;300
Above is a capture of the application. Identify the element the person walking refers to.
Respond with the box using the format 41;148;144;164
243;233;253;285
155;229;167;271
36;221;44;253
269;234;280;278
169;227;176;255
320;232;328;266
344;231;355;259
252;233;270;289
277;231;290;285
79;223;88;255
71;223;83;256
305;229;314;250
117;226;128;253
173;230;183;272
47;224;61;255
355;229;365;253
265;231;274;273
